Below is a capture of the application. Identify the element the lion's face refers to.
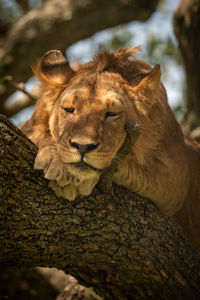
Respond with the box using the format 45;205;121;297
48;72;133;180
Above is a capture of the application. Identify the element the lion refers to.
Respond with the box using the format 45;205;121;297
20;47;200;251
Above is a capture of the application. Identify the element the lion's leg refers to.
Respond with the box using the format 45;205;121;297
34;141;78;200
77;174;100;196
49;181;77;200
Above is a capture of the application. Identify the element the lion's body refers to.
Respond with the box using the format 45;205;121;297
21;48;200;251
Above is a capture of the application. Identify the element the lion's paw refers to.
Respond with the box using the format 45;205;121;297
34;145;72;186
77;174;100;196
49;181;77;201
34;146;54;173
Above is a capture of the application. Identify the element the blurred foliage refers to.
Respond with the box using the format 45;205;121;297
146;35;182;65
172;83;187;123
0;0;43;21
105;27;133;51
0;0;22;22
173;104;186;123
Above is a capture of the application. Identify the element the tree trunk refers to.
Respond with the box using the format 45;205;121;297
173;0;200;134
0;0;159;114
1;114;200;300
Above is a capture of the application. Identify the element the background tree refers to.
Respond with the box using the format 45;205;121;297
174;0;200;137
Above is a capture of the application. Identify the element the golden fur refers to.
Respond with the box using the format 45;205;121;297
21;48;200;251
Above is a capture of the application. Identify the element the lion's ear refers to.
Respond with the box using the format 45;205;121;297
33;50;74;85
133;64;161;103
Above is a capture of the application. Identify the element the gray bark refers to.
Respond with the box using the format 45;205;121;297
1;114;200;300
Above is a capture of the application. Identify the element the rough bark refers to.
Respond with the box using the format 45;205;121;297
1;114;200;300
173;0;200;134
0;0;159;114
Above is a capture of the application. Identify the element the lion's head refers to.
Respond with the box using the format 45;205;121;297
21;47;174;200
48;69;132;179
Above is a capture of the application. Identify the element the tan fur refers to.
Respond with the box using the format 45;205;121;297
20;47;200;251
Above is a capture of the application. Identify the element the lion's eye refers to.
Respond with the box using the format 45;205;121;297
64;107;74;113
105;111;118;118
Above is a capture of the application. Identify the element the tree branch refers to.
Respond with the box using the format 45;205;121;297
1;86;39;118
16;0;30;14
0;0;160;111
1;114;200;299
3;75;37;101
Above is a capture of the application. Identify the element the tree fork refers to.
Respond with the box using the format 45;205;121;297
1;114;200;300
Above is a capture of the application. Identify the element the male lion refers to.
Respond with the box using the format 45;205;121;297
21;47;200;251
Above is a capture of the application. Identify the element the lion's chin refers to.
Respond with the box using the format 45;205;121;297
67;161;101;180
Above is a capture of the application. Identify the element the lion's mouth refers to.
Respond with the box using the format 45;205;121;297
70;161;101;173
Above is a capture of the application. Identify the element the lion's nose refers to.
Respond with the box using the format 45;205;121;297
69;139;99;155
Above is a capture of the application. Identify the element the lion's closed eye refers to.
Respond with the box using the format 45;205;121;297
64;107;75;113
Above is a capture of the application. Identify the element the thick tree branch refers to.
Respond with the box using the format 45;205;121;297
0;0;159;112
1;114;200;299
